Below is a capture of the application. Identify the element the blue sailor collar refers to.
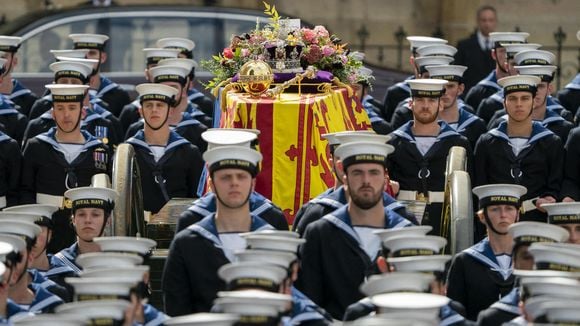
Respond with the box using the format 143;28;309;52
127;129;189;157
322;205;411;247
82;107;101;126
489;121;554;146
439;303;466;326
10;79;32;100
394;75;414;93
188;88;205;101
361;95;384;123
40;109;53;120
394;120;460;143
7;299;27;320
143;303;169;326
36;128;102;154
186;213;274;248
565;73;580;90
29;269;57;290
188;191;276;218
94;75;120;98
0;131;11;143
542;107;565;125
46;243;81;277
0;94;19;115
488;89;504;104
477;70;502;91
546;96;564;112
454;107;482;132
463;237;512;280
288;286;328;324
491;287;521;315
91;100;112;118
130;98;141;109
175;112;202;129
23;282;64;313
185;102;205;117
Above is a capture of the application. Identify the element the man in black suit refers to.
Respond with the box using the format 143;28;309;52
454;5;497;94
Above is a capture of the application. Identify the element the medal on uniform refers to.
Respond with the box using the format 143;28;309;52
93;148;108;171
95;125;109;145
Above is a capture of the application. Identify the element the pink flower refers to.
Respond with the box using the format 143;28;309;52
314;25;329;38
322;45;335;57
302;28;317;44
240;48;250;57
223;47;234;59
340;55;348;64
303;44;323;64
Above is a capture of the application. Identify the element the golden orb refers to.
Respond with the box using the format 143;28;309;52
238;59;273;97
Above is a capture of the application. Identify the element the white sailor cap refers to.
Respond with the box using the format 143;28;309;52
472;183;527;208
516;65;557;83
157;37;196;55
214;290;291;317
387;255;452;273
218;261;287;291
50;49;90;60
523;296;560;322
371;292;450;316
498;75;542;96
49;61;94;81
374;226;432;243
158;58;198;72
164;313;239;326
69;33;109;50
135;83;179;106
334;141;394;170
79;265;149;283
54;57;99;69
425;65;468;82
514;49;556;66
45;84;89;103
241;229;300;239
406;36;447;53
382;235;447;257
64;186;118;212
11;314;89;326
0;220;41;240
414;56;454;70
521;277;580;298
149;64;190;85
76;252;144;270
4;204;58;218
416;44;457;58
0;234;25;254
489;32;529;47
56;299;130;322
93;236;156;255
143;48;181;65
202;129;258;150
348;314;437;326
333;132;391;145
528;242;580;272
321;130;377;153
0;212;47;225
508;221;569;244
65;277;135;299
234;249;297;269
360;272;434;297
0;36;22;52
541;202;580;225
241;232;305;253
501;43;541;57
407;79;448;98
203;146;263;177
545;300;580;324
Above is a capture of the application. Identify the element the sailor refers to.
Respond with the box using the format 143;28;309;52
475;221;569;325
118;47;180;133
0;36;38;117
126;83;203;215
19;84;111;253
176;129;289;232
446;183;526;321
293;131;415;236
464;32;529;113
162;144;274;315
542;202;580;244
474;75;563;224
295;139;412;319
0;127;20;209
387;78;472;236
156;37;215;119
22;59;121;147
381;36;447;121
426;64;487;148
0;219;64;314
125;63;208;152
0;57;28;146
45;186;117;291
68;33;132;117
390;54;454;129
